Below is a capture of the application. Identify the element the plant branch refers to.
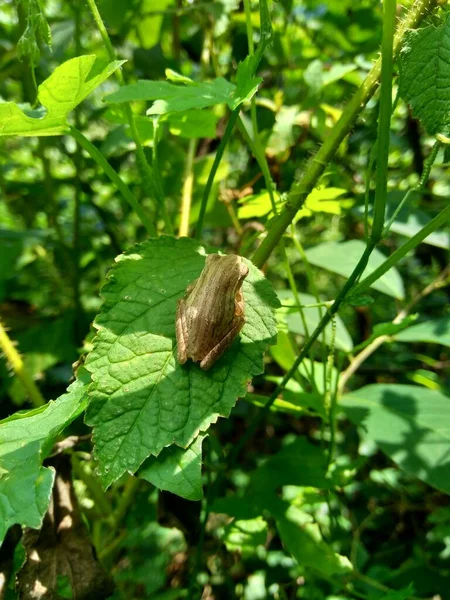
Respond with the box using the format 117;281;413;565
195;107;240;239
338;264;450;394
179;139;197;237
252;0;439;268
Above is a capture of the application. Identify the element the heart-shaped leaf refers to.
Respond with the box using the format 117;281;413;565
85;237;279;488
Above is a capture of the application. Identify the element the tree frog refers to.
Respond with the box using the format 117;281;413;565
176;254;249;370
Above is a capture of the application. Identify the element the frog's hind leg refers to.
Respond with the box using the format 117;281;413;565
200;316;245;370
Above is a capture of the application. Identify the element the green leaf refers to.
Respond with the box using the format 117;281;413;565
165;110;219;139
270;331;338;397
237;191;282;219
0;55;124;137
139;434;205;501
277;290;354;352
394;315;450;348
305;240;404;299
266;106;299;157
221;517;267;558
85;237;279;488
345;294;374;307
380;584;416;600
105;79;235;114
399;15;450;135
356;195;450;250
0;371;89;544
250;437;332;495
231;54;262;108
353;315;418;351
340;384;450;494
275;505;353;577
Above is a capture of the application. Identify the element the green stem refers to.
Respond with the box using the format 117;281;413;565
353;204;450;297
68;126;156;236
195;107;241;239
252;0;439;268
382;140;441;236
73;0;84;344
229;243;376;465
179;139;197;237
371;0;396;244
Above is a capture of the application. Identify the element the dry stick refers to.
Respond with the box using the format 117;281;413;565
252;0;439;269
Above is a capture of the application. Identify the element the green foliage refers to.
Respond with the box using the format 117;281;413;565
395;315;450;347
1;0;449;597
341;384;450;495
0;370;88;543
0;55;124;136
305;239;405;299
139;434;205;501
399;14;450;135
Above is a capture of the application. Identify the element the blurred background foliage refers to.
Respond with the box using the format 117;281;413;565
0;0;449;598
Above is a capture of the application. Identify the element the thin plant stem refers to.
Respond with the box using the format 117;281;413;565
0;320;45;407
251;0;439;268
382;140;441;236
195;107;241;239
338;265;450;395
179;139;197;237
68;126;157;236
371;0;396;243
72;0;83;344
229;242;376;467
352;204;450;297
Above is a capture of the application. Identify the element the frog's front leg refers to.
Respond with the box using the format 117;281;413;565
200;316;245;370
176;298;189;364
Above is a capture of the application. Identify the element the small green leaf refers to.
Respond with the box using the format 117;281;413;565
340;384;450;494
105;79;235;114
221;517;267;558
353;315;418;351
0;55;124;137
345;294;374;307
276;505;353;577
0;371;89;544
250;437;332;495
394;315;450;348
277;290;354;352
399;15;450;135
231;54;262;108
139;435;205;501
380;584;416;600
305;240;405;299
85;237;279;488
266;106;299;157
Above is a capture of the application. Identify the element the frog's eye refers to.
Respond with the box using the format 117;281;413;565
206;254;222;264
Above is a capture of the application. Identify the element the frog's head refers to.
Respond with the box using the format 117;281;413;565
205;254;249;288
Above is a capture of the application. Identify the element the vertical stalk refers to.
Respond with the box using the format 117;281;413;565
73;0;83;344
195;107;241;239
371;0;396;244
178;139;197;237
